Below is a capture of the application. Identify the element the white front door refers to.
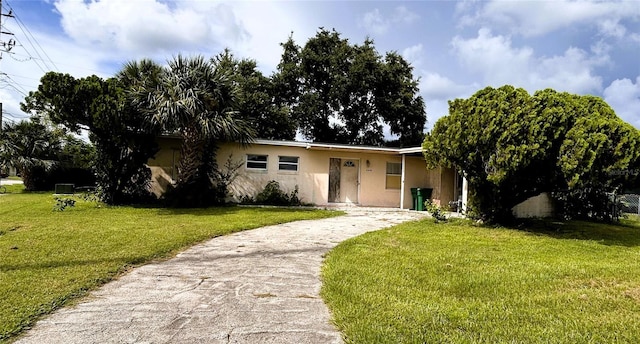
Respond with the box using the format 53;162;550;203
339;159;359;203
328;158;359;204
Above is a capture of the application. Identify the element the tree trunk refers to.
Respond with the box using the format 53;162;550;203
165;131;215;207
177;134;206;187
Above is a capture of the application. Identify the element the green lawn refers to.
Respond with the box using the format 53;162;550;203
322;217;640;343
0;187;340;342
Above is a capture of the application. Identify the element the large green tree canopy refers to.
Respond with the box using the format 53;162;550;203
273;29;426;147
21;71;160;204
143;54;255;207
423;85;640;222
215;50;295;140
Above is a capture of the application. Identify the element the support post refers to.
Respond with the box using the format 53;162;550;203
461;176;468;214
400;154;406;209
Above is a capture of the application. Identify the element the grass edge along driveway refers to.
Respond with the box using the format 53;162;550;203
0;190;341;342
322;217;640;343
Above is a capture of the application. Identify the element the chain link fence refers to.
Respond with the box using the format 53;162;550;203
619;194;640;215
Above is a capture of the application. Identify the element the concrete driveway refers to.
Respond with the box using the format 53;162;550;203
16;208;427;344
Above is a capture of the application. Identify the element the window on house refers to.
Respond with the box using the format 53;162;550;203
386;162;401;189
246;154;268;170
278;156;299;171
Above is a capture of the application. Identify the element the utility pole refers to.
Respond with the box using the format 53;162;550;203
0;0;15;130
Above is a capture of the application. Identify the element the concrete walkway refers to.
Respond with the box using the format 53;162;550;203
0;178;22;185
16;208;427;344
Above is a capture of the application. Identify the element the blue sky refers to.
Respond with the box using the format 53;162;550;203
2;0;639;132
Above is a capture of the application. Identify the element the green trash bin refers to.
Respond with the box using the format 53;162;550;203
415;188;433;211
410;188;418;210
416;188;425;211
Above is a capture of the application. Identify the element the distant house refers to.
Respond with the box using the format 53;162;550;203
147;137;466;210
0;165;17;178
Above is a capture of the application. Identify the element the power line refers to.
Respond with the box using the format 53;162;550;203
3;72;39;81
4;0;58;72
0;0;15;129
0;73;29;94
0;2;114;77
2;110;27;119
7;51;113;76
0;81;27;97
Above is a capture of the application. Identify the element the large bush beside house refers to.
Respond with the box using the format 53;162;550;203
423;86;640;223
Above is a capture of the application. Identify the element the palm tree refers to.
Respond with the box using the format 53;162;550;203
117;59;163;125
149;55;255;207
0;118;62;190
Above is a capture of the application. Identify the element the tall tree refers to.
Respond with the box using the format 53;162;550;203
377;52;427;147
423;85;640;223
273;29;426;146
215;50;295;140
21;71;159;204
147;55;255;207
272;34;302;119
340;40;384;145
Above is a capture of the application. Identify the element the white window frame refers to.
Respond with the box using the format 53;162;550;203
278;156;299;172
386;162;402;190
246;154;268;170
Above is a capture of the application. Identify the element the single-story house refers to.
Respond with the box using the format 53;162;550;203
147;137;467;210
1;164;17;177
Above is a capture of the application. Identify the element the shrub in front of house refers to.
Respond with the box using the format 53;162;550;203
242;180;302;206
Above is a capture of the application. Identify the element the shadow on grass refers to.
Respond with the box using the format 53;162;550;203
514;218;640;247
0;256;140;272
153;204;320;216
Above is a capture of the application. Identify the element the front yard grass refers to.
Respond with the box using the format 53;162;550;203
322;217;640;343
0;188;340;342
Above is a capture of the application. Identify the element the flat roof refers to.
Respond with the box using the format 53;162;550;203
159;136;424;155
254;139;423;155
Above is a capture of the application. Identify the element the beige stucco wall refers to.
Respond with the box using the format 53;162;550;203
439;167;456;207
216;142;319;204
147;137;182;197
147;139;457;209
512;192;555;218
217;143;404;207
400;158;456;209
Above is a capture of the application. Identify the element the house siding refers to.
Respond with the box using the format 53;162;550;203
512;192;555;218
217;142;403;207
147;138;456;209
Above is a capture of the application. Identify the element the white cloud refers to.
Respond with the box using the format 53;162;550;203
2;18;113;122
51;0;313;74
598;19;627;39
603;76;640;127
419;72;476;101
451;28;605;94
2;0;320;123
401;44;423;66
416;72;479;129
393;6;419;24
451;29;533;84
54;0;247;57
360;6;420;35
361;9;388;35
219;2;314;73
459;0;640;39
400;44;479;127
